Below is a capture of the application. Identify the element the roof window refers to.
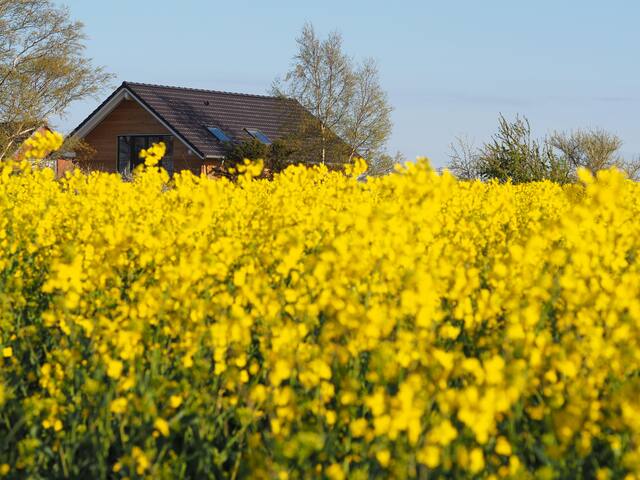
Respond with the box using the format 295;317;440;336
246;128;272;145
207;127;231;142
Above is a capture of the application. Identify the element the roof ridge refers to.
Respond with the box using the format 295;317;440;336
123;81;285;100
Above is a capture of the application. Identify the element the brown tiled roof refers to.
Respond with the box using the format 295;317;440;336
122;82;305;158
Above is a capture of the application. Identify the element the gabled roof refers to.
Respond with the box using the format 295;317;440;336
71;81;306;159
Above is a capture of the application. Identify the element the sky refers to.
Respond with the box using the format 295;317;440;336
56;0;640;168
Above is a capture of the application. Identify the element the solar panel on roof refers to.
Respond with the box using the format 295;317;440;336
246;129;272;145
207;127;231;142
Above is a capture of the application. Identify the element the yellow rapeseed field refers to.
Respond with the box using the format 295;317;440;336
1;134;640;479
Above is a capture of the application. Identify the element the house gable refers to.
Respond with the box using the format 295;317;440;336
81;95;200;174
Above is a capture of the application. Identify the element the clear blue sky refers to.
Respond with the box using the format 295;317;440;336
57;0;640;167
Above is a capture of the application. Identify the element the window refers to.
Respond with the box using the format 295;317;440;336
117;135;173;176
245;128;272;145
207;127;231;143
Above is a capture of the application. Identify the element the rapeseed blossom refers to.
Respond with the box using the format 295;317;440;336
139;141;166;167
21;130;63;160
1;135;640;478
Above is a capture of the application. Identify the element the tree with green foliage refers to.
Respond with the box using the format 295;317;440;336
0;0;112;160
476;115;571;184
223;137;303;177
448;116;567;184
223;138;269;165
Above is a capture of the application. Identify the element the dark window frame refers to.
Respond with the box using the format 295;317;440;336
117;134;174;176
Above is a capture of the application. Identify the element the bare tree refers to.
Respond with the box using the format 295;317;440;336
274;23;392;164
0;0;112;160
447;135;480;180
342;58;392;160
620;156;640;181
366;151;405;177
273;23;352;163
548;128;623;175
548;128;640;180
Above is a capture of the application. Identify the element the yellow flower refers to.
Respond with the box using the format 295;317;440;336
349;418;368;437
22;130;64;160
418;445;440;468
271;359;292;386
169;395;183;408
428;420;458;446
309;359;332;380
106;359;123;379
132;446;150;475
154;418;170;437
139;142;166;167
577;167;594;185
270;418;281;435
345;157;368;177
2;347;12;358
109;397;128;414
365;389;386;417
325;410;337;426
376;449;391;467
469;448;485;473
495;436;512;456
325;463;345;480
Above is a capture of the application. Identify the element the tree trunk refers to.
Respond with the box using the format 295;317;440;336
320;124;326;164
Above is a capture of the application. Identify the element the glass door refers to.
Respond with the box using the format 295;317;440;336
117;135;174;176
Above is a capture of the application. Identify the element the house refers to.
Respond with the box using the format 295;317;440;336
6;123;52;161
68;81;339;177
4;123;76;177
2;122;55;160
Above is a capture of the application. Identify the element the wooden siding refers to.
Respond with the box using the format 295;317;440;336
55;158;75;178
81;98;201;174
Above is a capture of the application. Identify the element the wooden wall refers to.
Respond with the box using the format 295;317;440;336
55;158;75;178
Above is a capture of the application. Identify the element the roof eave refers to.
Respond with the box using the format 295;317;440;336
68;85;127;139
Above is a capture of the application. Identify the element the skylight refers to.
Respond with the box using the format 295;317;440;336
207;127;231;143
246;129;272;145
